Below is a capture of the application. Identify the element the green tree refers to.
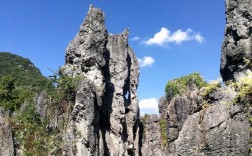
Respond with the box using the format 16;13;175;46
0;75;19;111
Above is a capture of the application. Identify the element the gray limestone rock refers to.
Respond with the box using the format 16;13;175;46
174;104;250;156
220;0;252;82
158;96;168;119
166;87;202;153
140;114;164;156
62;5;140;156
163;84;250;156
0;108;14;156
34;90;47;119
62;79;101;156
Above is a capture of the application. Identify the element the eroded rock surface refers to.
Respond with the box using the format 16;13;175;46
174;104;250;156
140;115;164;156
162;84;250;156
221;0;252;82
0;109;14;156
62;5;140;156
166;85;202;154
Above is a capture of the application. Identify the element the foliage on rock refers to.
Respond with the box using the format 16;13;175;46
165;72;207;99
159;117;168;146
48;73;82;103
234;72;252;104
11;102;64;156
10;73;80;155
0;52;81;155
202;80;221;97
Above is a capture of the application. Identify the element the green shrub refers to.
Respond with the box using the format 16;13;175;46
11;101;62;156
232;71;252;105
165;73;207;99
48;74;82;103
202;79;221;97
159;117;168;146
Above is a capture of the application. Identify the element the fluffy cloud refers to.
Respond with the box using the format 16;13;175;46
139;98;159;115
143;27;204;46
131;36;140;41
138;56;155;67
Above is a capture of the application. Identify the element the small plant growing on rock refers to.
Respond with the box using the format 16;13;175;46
159;117;168;147
225;71;252;107
202;79;221;97
235;72;252;102
48;72;83;103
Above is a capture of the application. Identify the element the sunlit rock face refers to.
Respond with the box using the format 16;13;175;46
0;109;14;156
221;0;252;82
156;84;250;156
62;5;140;156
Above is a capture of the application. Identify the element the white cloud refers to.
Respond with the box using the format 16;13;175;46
139;98;159;115
131;36;140;41
169;29;192;44
194;33;204;43
143;27;204;46
138;56;155;67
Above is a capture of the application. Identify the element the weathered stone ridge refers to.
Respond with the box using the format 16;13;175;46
221;0;252;82
164;85;250;156
62;5;140;156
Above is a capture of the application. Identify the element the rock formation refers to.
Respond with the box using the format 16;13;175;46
61;5;140;156
165;84;202;154
221;0;252;82
163;85;250;155
0;1;251;156
0;109;14;156
147;1;252;155
60;2;252;155
140;114;164;156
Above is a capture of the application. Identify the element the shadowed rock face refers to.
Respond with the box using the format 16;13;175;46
221;0;252;82
62;5;140;156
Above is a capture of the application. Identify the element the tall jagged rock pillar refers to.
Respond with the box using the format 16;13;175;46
221;0;252;82
62;5;140;156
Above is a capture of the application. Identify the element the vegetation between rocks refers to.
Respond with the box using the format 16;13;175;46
0;53;81;155
165;72;207;100
159;117;168;147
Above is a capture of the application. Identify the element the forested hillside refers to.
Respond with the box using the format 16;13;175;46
0;52;49;89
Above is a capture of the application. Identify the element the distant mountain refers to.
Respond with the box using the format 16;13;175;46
0;52;49;90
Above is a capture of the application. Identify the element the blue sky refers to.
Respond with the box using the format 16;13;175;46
0;0;226;115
